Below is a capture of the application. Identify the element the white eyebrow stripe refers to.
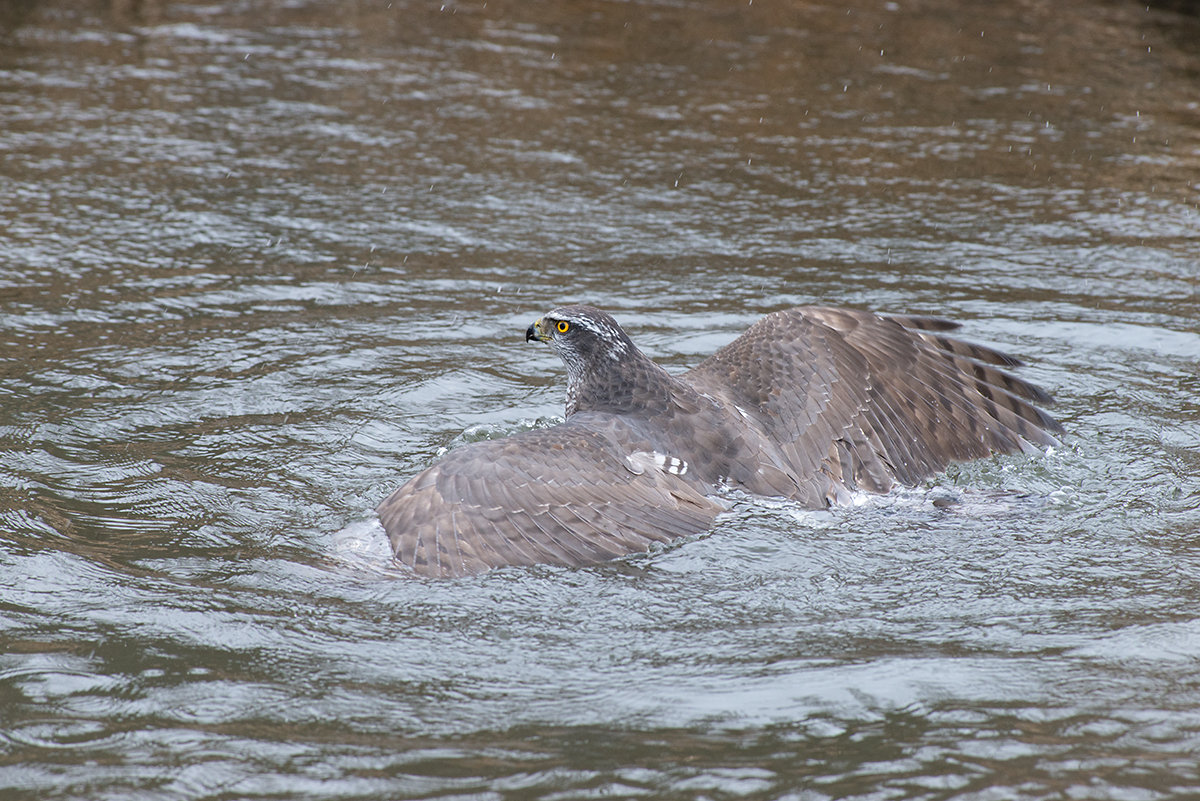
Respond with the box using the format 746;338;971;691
555;313;630;359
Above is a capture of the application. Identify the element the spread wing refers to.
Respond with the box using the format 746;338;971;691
682;306;1063;506
376;415;725;578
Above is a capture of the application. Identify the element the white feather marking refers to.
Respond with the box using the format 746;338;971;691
627;451;688;477
565;313;629;360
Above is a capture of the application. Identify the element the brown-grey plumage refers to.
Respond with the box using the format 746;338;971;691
377;305;1063;578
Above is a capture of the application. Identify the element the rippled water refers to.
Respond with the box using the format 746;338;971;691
2;0;1199;798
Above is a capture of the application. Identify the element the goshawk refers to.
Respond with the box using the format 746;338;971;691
378;305;1063;577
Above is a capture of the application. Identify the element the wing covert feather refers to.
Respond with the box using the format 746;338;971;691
377;418;724;578
683;306;1062;507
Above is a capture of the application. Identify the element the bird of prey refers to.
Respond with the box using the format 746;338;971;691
377;305;1063;578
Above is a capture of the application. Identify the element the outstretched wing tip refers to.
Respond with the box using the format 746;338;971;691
684;305;1064;501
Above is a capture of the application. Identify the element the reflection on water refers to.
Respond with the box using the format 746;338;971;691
2;0;1199;797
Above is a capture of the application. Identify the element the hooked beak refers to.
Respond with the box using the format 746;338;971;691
526;317;550;343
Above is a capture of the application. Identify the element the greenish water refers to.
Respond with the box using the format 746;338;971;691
2;0;1198;798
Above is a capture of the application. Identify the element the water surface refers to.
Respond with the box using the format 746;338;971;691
2;0;1199;798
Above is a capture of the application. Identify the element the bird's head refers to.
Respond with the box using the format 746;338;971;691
526;305;643;414
527;304;634;362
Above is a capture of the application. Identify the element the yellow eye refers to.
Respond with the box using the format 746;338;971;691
556;320;570;333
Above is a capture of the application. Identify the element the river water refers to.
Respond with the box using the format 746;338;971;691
2;0;1199;798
